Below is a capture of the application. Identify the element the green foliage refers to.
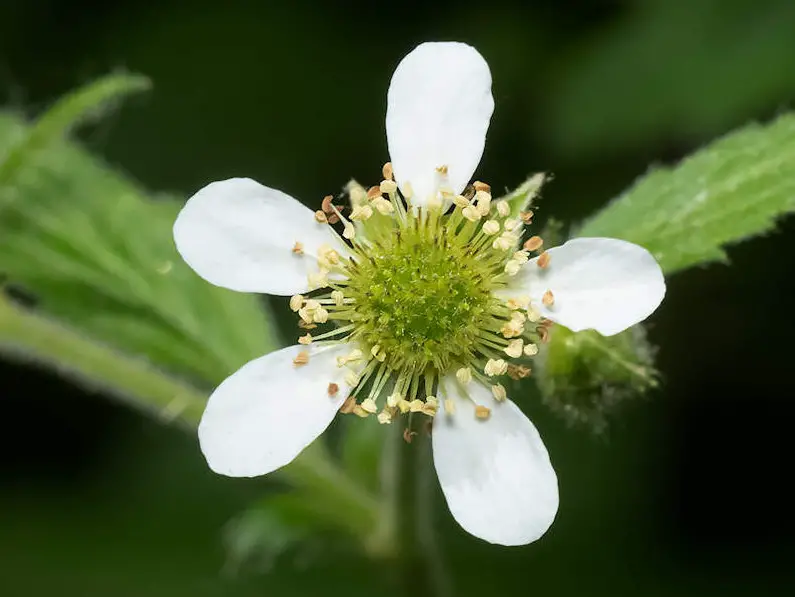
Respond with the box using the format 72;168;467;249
0;76;277;384
545;0;795;157
579;113;795;273
499;172;545;219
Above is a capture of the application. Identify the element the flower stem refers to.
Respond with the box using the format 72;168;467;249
386;421;453;597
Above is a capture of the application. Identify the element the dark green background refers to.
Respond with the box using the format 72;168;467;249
1;1;793;595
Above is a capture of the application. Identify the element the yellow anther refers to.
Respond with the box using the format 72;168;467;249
409;399;424;413
523;236;543;251
353;405;370;418
436;165;449;175
462;206;481;221
387;393;401;408
314;210;328;224
475;190;492;216
473;180;491;193
512;250;529;263
343;222;356;239
503;218;521;232
304;299;321;311
453;194;470;208
492;233;515;251
444;398;456;415
542;289;555;306
483;220;500;235
313;307;329;323
537;251;551;269
501;319;524;338
289;294;304;312
298;307;313;324
475;405;492;420
350;204;374;221
292;241;304;255
491;384;507;402
370;344;381;358
511;310;527;323
504;260;521;276
360;398;378;414
292;351;310;367
398;399;411;413
524;343;539;356
373;197;394;215
526;305;542;322
331;290;344;306
484;358;508;377
382;162;394;181
298;333;313;345
506;296;530;310
456;367;472;385
504;339;524;358
308;269;329;289
380;179;398;194
496;200;510;217
421;397;439;416
377;410;393;424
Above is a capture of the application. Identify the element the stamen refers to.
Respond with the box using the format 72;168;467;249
523;236;543;251
504;339;524;358
293;351;310;367
444;398;456;415
327;383;339;397
382;162;394;181
298;333;313;345
473;181;491;193
456;367;473;385
537;251;551;268
523;343;539;356
475;405;491;420
292;241;304;255
289;294;304;312
496;200;510;217
360;398;378;414
314;210;328;224
491;384;507;401
483;220;500;235
542;290;555;306
520;210;534;224
484;358;508;377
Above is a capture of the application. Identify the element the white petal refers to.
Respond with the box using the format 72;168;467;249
198;344;353;477
433;380;558;546
505;237;665;336
386;42;494;206
174;178;343;295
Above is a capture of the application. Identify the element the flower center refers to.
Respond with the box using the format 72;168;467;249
289;168;550;423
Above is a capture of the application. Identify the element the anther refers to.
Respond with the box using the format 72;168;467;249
321;195;335;213
292;241;304;255
367;185;382;200
492;233;515;251
523;236;543;251
343;222;356;239
314;210;328;224
475;190;492;216
339;395;357;414
462;206;481;222
456;367;472;385
327;383;339;397
491;384;507;402
308;269;330;289
331;290;344;307
475;405;492;420
298;333;313;345
409;399;424;413
520;210;534;224
537;251;551;268
453;194;470;208
504;339;524;358
380;180;398;194
444;398;456;415
293;351;310;367
484;358;508;377
542;290;555;306
507;364;532;380
387;393;401;408
473;181;491;193
524;343;539;356
377;411;393;424
503;218;521;232
373;197;394;214
436;165;449;175
483;220;500;235
350;204;374;221
382;162;394;181
313;307;329;323
512;250;529;263
289;294;304;312
526;305;542;322
361;398;378;414
504;260;521;276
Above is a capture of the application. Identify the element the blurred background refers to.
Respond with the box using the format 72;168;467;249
1;0;794;595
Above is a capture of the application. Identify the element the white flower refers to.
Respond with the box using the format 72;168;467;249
173;42;665;546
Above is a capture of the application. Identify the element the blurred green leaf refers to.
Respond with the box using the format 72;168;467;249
498;172;545;219
0;76;277;383
545;0;795;158
579;113;795;273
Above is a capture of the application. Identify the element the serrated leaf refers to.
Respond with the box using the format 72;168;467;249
579;113;795;274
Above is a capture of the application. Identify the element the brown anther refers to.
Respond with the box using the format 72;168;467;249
382;162;394;180
436;165;449;174
536;325;550;343
327;213;341;225
541;318;555;328
298;320;317;330
537;251;551;268
367;185;382;200
507;364;532;380
292;351;310;367
523;236;543;252
321;195;335;213
327;383;339;397
473;180;491;193
339;395;357;414
542;289;555;306
292;241;304;255
403;428;418;443
314;210;328;224
475;405;492;420
520;210;534;224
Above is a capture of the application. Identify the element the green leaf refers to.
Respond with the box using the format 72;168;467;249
579;113;795;273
